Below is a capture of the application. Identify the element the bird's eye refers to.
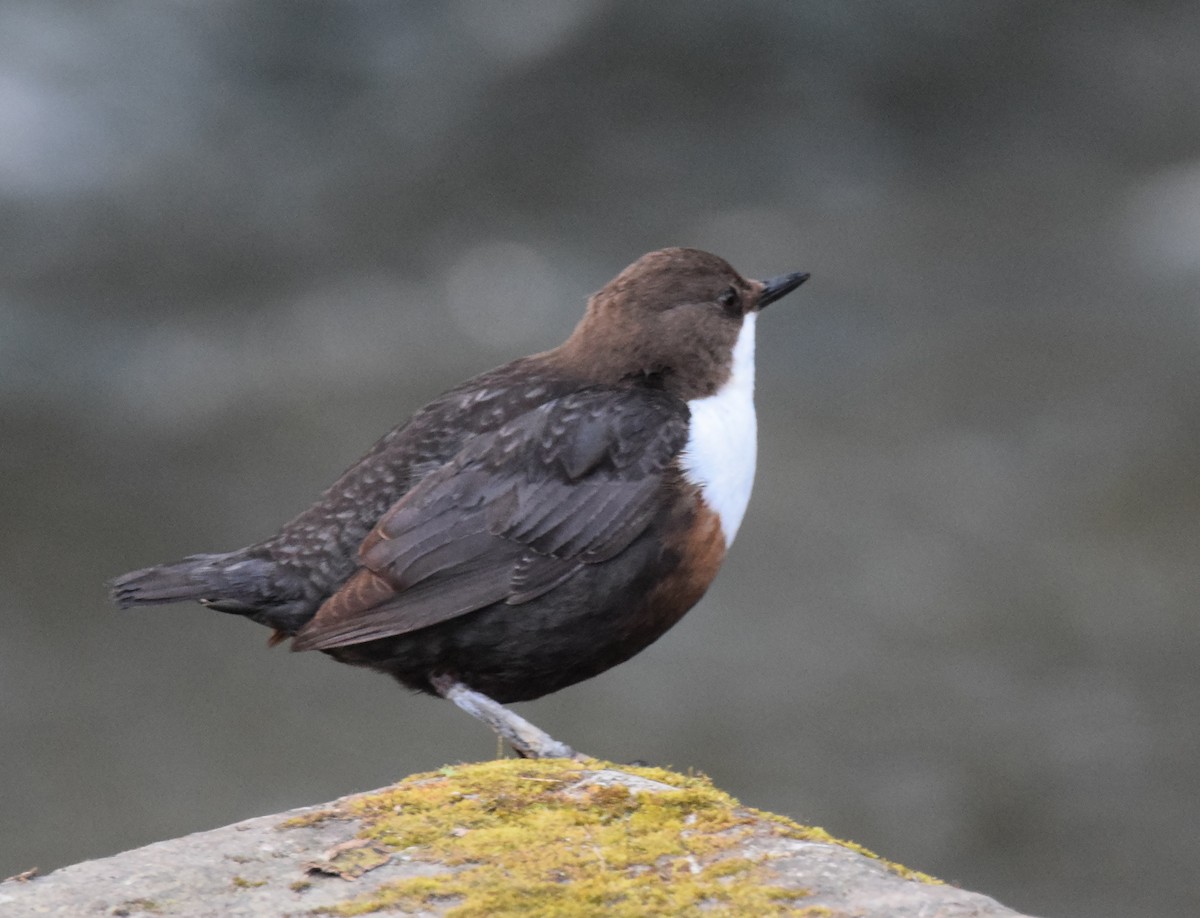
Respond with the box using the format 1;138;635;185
717;287;740;313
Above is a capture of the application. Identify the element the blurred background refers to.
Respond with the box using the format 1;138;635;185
1;3;1197;916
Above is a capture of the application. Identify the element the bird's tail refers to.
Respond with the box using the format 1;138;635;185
110;552;261;609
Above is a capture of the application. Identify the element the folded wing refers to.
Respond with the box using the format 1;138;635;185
292;387;689;651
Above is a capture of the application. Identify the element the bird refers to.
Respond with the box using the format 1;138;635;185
112;248;809;758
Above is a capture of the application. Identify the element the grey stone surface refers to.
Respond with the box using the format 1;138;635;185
0;769;1035;917
0;796;446;917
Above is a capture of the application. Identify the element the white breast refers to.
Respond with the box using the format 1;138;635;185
679;312;758;547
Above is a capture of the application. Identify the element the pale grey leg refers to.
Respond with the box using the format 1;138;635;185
430;675;581;760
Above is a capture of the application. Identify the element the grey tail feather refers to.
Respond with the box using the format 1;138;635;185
110;552;249;609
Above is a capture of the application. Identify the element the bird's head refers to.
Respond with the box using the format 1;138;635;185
560;247;809;400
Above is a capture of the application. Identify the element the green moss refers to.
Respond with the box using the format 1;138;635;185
280;808;341;829
294;757;929;917
231;875;268;889
310;840;395;879
112;899;162;916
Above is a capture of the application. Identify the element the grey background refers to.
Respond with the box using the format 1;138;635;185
2;3;1198;917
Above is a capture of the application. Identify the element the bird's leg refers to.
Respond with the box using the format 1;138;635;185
430;675;582;760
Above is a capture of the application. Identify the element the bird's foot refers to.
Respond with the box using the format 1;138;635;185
430;675;585;760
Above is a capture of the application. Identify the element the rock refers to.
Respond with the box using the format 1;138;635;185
0;759;1033;917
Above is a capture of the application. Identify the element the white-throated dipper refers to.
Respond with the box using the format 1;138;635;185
112;248;809;758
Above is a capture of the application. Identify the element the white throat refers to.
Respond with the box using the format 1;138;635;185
679;312;758;547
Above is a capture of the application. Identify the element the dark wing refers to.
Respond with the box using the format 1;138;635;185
291;387;689;651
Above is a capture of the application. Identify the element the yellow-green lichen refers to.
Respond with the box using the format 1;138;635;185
112;899;163;916
300;757;893;917
281;807;341;829
231;875;268;889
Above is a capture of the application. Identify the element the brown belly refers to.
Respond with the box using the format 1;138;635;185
331;498;730;703
631;500;726;639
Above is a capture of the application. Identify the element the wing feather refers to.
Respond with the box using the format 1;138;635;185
292;388;688;652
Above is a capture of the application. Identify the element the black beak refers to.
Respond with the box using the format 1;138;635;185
757;271;810;309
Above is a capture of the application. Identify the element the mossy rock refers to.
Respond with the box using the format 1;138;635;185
0;758;1030;917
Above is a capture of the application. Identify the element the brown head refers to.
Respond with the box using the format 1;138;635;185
556;248;808;400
